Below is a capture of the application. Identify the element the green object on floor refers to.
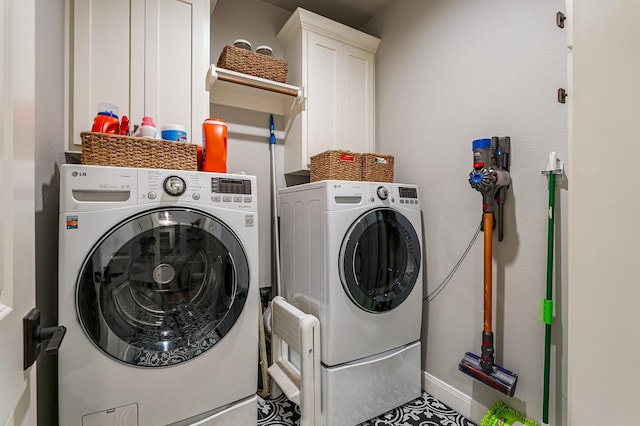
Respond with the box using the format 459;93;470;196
481;401;538;426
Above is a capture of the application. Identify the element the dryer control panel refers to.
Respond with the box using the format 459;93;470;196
296;180;420;212
364;183;420;211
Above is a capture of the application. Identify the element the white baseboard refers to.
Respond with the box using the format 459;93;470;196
422;370;489;424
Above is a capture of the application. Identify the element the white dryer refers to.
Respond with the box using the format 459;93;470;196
58;164;259;426
279;180;423;426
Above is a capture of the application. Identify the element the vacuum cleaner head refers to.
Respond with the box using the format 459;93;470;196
458;352;518;397
481;401;538;426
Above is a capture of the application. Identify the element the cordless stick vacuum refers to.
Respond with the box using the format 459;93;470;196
459;137;518;397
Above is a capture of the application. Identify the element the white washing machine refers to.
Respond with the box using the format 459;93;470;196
58;164;259;426
279;180;424;426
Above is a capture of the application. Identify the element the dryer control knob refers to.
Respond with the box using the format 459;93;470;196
376;186;389;200
163;176;186;196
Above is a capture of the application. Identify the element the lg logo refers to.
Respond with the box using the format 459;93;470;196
71;171;87;177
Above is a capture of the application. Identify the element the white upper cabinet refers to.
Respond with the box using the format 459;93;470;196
69;0;209;150
277;8;380;175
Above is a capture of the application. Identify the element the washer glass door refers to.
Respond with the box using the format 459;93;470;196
76;208;249;367
340;208;421;313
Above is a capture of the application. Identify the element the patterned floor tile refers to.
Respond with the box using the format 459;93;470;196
257;392;476;426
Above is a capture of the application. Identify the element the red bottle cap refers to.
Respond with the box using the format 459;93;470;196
141;116;155;127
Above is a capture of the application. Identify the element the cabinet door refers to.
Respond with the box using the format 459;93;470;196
306;31;343;160
144;0;208;145
342;44;375;154
70;0;141;149
279;13;378;175
70;0;208;150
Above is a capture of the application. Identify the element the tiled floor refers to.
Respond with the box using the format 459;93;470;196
257;392;476;426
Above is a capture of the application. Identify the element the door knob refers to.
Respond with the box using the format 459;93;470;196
23;308;66;370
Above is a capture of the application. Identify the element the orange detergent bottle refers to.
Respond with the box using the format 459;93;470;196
91;103;120;134
202;118;228;173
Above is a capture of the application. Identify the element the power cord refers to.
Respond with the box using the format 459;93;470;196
424;223;482;303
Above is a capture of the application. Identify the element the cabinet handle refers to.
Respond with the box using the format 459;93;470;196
557;88;567;104
556;11;566;29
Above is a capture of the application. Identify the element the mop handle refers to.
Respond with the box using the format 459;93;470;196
542;171;556;424
269;115;282;296
484;212;493;333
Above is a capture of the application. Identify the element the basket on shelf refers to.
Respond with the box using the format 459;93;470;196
310;150;362;182
80;132;198;170
216;45;288;83
362;153;395;182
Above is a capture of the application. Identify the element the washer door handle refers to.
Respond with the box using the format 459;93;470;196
23;308;66;370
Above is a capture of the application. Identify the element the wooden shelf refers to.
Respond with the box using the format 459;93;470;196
206;65;305;115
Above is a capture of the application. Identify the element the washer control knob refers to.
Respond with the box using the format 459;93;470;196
163;176;186;196
376;186;389;201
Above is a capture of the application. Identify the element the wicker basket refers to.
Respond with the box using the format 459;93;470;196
362;153;395;182
80;132;198;170
216;45;288;83
310;150;362;182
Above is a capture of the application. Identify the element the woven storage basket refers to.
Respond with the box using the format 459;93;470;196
362;153;395;182
216;45;288;83
80;132;198;170
310;150;362;182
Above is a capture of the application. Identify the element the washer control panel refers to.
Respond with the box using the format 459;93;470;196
139;169;256;211
60;165;257;213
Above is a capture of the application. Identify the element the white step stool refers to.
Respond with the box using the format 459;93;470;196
268;296;322;426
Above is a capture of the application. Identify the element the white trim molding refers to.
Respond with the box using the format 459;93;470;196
422;370;489;424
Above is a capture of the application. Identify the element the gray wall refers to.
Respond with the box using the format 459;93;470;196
365;0;567;423
211;0;292;291
34;0;568;424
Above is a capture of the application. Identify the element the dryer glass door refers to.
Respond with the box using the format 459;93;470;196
76;208;250;367
340;208;421;313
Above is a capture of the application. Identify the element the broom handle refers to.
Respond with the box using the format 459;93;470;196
484;212;493;333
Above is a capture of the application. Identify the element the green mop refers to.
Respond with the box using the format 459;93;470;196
481;401;538;426
540;152;563;426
